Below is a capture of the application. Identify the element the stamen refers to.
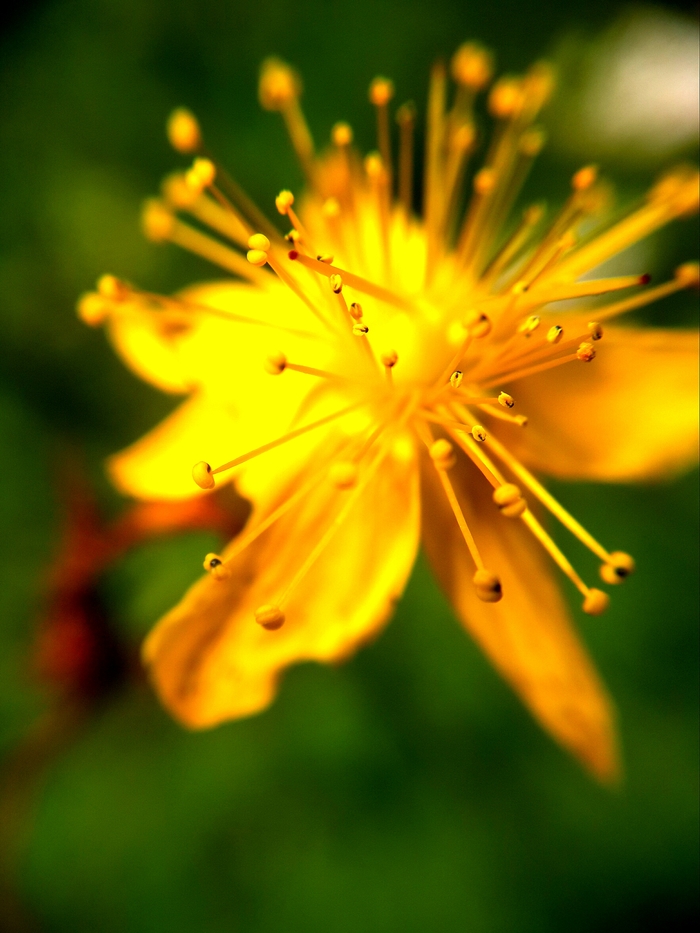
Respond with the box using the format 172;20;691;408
369;77;395;187
76;292;109;327
167;108;202;153
259;58;315;183
481;348;593;388
287;250;415;312
417;423;497;593
192;461;215;490
600;552;636;585
275;442;392;610
424;60;448;276
484;432;624;568
591;263;699;322
492;483;527;518
254;605;285;630
275;189;311;246
142;201;267;285
247;237;335;330
517;273;650;310
480;203;544;287
396;102;416;215
203;553;232;581
205;399;369;480
429;438;457;470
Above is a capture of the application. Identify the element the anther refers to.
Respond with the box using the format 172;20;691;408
489;78;524;119
587;321;603;341
498;392;515;408
259;58;300;110
248;233;271;252
322;197;340;219
547;325;564;344
349;302;363;320
395;101;416;126
474;167;496;194
97;274;129;301
185;157;216;191
473;569;503;603
430;439;457;470
519;314;540;336
329;461;359;489
203;553;232;581
264;352;287;375
364;152;385;180
369;77;395;107
471;425;487;442
582;588;610;616
381;350;398;368
254;604;285;630
167;108;202;153
142;200;175;242
450;371;463;389
572;165;598;191
464;310;492;338
451;42;493;90
275;190;294;214
330;274;343;294
493;483;527;519
247;247;269;267
519;128;546;157
600;551;635;586
675;262;700;287
192;461;215;490
331;122;353;147
577;342;596;362
353;323;369;336
77;293;109;327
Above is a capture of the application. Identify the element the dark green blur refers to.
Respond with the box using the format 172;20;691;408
0;1;697;931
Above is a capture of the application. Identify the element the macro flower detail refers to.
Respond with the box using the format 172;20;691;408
79;44;699;780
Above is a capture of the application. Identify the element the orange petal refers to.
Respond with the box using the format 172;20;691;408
421;454;619;781
502;327;698;481
142;446;420;727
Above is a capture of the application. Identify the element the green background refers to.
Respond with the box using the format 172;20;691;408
0;1;698;930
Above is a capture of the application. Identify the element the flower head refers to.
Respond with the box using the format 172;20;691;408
79;45;699;779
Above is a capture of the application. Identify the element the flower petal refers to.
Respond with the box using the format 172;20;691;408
502;327;698;481
142;445;421;727
421;454;619;780
107;279;325;398
108;392;241;501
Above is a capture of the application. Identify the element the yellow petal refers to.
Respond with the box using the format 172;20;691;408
108;392;241;500
108;279;329;397
142;446;420;727
421;454;619;780
502;327;698;481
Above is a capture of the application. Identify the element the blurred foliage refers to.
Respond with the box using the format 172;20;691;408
0;1;698;931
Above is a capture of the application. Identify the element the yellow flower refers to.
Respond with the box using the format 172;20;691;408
79;45;699;780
